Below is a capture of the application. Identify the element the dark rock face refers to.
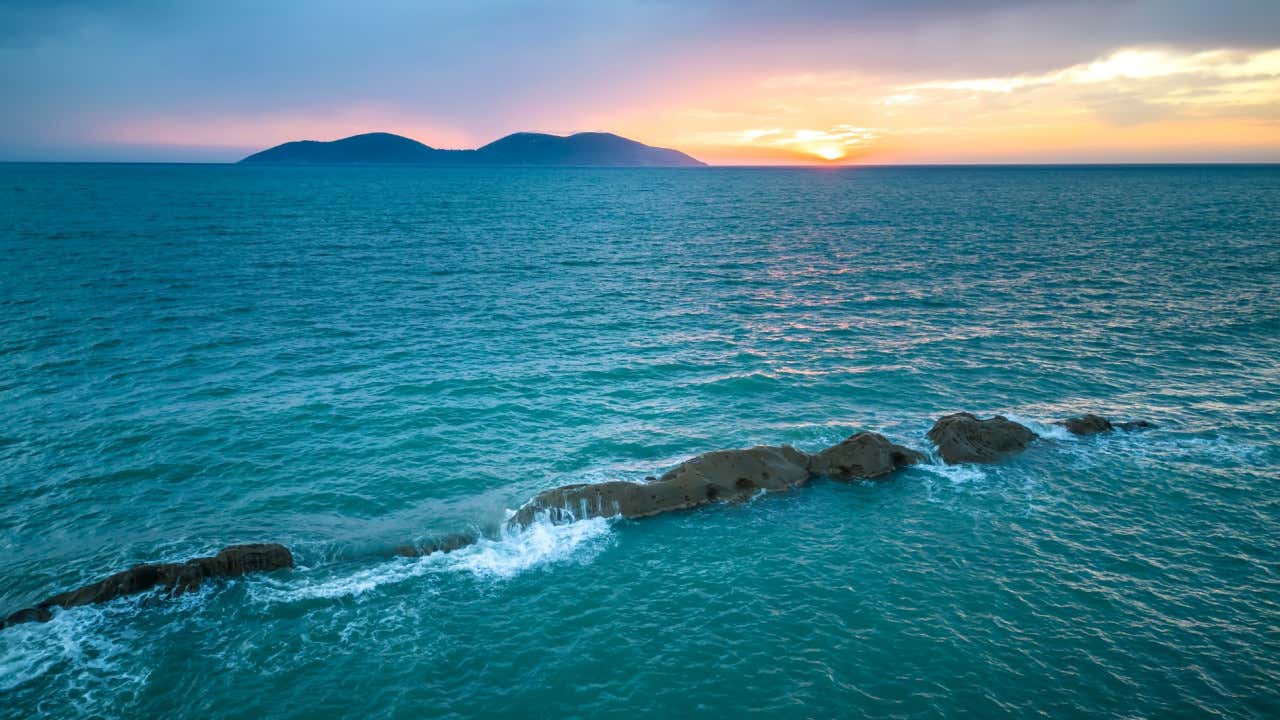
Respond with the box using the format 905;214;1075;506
1058;414;1114;435
1;543;292;630
927;413;1038;464
811;432;925;480
1116;420;1155;431
509;433;921;528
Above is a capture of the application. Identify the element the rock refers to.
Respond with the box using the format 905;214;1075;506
1116;420;1155;431
509;433;920;528
927;412;1038;464
1;543;293;630
1057;414;1114;435
395;533;477;558
810;431;924;480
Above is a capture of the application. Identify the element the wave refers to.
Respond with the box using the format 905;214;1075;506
1002;413;1077;441
248;515;614;605
918;462;989;485
0;603;135;696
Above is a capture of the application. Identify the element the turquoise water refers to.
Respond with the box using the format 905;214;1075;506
2;164;1279;718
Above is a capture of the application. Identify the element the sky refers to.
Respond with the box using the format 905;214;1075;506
1;0;1278;164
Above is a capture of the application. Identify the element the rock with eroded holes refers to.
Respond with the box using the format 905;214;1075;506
927;412;1038;464
810;431;925;480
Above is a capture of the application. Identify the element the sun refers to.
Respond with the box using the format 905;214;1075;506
811;145;846;161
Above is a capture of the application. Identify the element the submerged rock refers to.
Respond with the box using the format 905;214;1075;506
509;433;921;528
1;543;293;630
1057;415;1155;435
927;412;1038;464
2;607;52;625
395;533;478;558
1057;414;1114;435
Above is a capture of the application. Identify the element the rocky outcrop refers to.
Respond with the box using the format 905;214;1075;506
927;413;1038;464
2;432;926;631
509;432;921;527
1116;420;1154;431
1;543;292;629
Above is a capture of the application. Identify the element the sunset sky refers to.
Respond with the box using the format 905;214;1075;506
2;0;1278;164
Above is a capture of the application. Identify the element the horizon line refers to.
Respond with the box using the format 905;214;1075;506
2;160;1278;168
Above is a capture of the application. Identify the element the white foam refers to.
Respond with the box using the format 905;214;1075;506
920;462;988;485
1004;414;1076;441
0;603;135;695
1101;433;1266;466
443;516;613;579
248;556;441;604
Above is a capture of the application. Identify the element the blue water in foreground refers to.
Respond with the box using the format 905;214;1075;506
1;164;1278;718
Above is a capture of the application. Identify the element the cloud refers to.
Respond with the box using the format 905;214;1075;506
895;46;1280;127
650;43;1280;163
909;47;1280;95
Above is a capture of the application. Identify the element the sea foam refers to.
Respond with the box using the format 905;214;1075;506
443;515;613;579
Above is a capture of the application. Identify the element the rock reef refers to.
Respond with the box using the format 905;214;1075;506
2;411;1155;632
509;431;921;527
1;543;292;629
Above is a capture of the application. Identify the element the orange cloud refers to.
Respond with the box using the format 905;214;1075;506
613;45;1280;164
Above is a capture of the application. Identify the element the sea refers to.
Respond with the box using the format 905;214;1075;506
1;163;1278;718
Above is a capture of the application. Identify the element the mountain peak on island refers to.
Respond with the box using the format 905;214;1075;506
240;132;438;164
239;131;705;167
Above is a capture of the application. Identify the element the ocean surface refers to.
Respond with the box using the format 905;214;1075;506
1;163;1278;719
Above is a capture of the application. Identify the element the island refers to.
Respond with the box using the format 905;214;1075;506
239;131;706;167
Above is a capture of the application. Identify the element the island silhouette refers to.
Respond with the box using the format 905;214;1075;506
240;131;706;166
